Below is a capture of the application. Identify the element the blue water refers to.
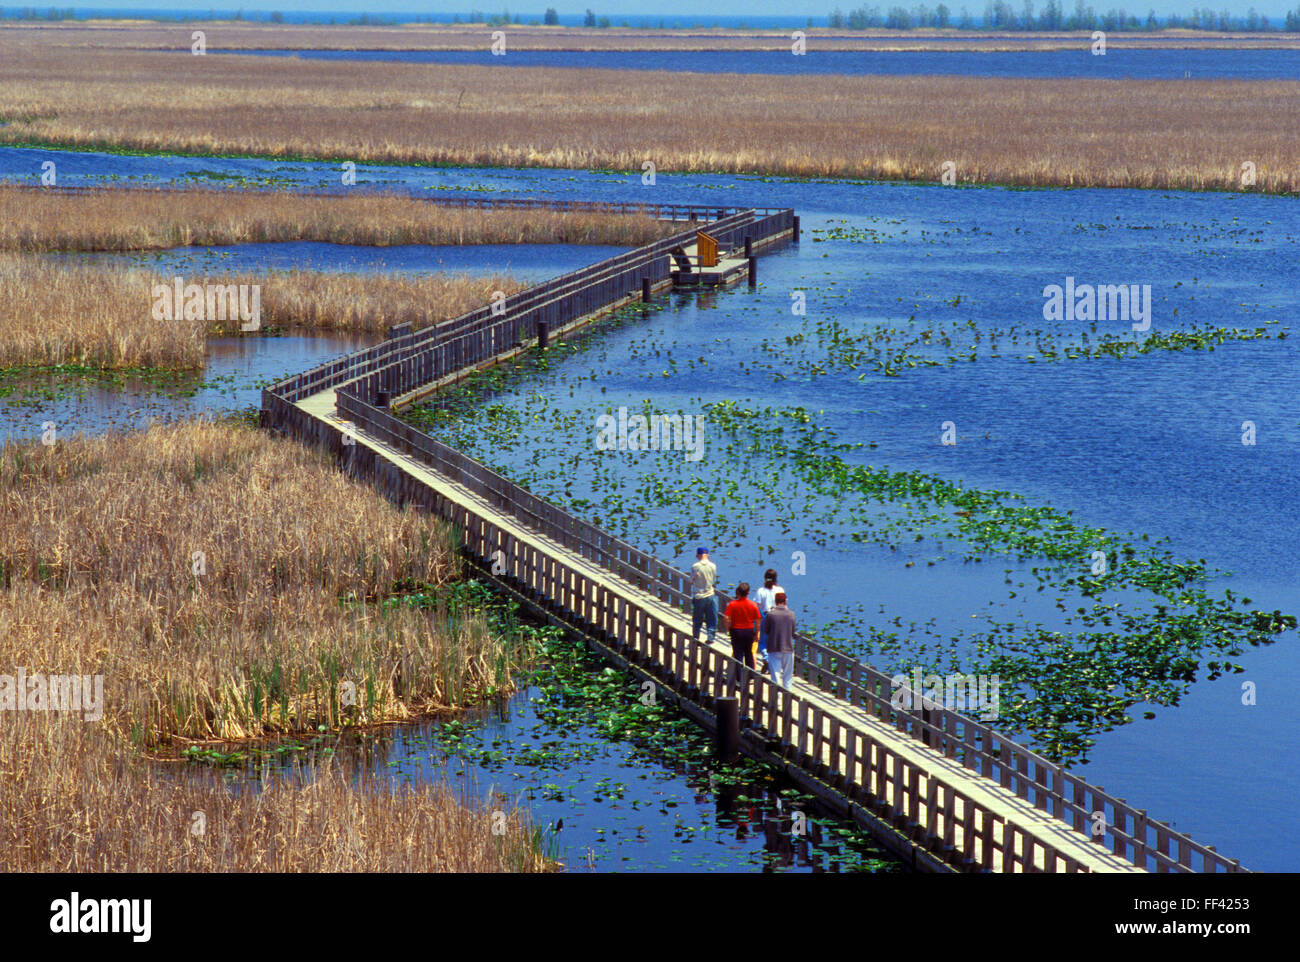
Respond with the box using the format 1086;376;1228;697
59;241;629;283
5;145;1298;869
221;47;1300;80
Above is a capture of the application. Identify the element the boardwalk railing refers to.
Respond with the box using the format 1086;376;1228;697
262;197;1238;873
266;207;775;407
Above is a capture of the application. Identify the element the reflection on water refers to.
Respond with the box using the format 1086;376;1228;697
0;334;375;441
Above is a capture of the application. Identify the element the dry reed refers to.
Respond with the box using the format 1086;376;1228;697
0;419;527;745
231;268;530;334
0;253;207;368
0;253;526;368
0;184;658;369
0;712;550;872
0;37;1295;193
0;420;554;871
0;185;678;252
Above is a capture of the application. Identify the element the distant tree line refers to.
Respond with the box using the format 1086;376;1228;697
3;5;1293;32
2;7;77;18
827;3;1300;31
0;6;156;18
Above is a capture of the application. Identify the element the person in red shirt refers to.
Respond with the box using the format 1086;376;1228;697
723;582;762;683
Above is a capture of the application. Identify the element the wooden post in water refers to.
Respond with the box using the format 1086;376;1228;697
642;277;651;303
792;215;800;243
536;320;549;350
748;256;757;288
744;235;753;259
717;696;740;763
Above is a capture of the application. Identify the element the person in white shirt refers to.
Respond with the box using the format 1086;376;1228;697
690;547;719;645
755;568;785;661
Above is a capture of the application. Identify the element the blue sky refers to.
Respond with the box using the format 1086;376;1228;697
63;3;1300;17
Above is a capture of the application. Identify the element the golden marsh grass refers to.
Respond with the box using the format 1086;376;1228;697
1;714;550;872
0;419;528;746
0;185;678;252
0;185;663;368
0;253;526;368
0;420;553;871
0;37;1296;192
0;421;551;873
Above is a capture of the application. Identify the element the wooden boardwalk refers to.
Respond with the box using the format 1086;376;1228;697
262;198;1244;873
300;384;1139;873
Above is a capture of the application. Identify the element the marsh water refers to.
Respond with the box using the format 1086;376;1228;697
223;47;1300;80
7;145;1298;868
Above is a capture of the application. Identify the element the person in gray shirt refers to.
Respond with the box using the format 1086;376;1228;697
690;546;718;645
761;592;796;688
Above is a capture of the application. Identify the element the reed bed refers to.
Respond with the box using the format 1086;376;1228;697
228;268;530;334
1;712;550;872
0;185;677;252
0;253;525;368
0;254;205;368
1;40;1296;193
0;419;528;745
0;420;552;871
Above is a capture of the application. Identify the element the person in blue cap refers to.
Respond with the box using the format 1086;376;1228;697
690;546;718;645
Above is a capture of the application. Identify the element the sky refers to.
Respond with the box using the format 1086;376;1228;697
55;3;1300;18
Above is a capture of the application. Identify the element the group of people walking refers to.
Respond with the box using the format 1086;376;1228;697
689;548;795;689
